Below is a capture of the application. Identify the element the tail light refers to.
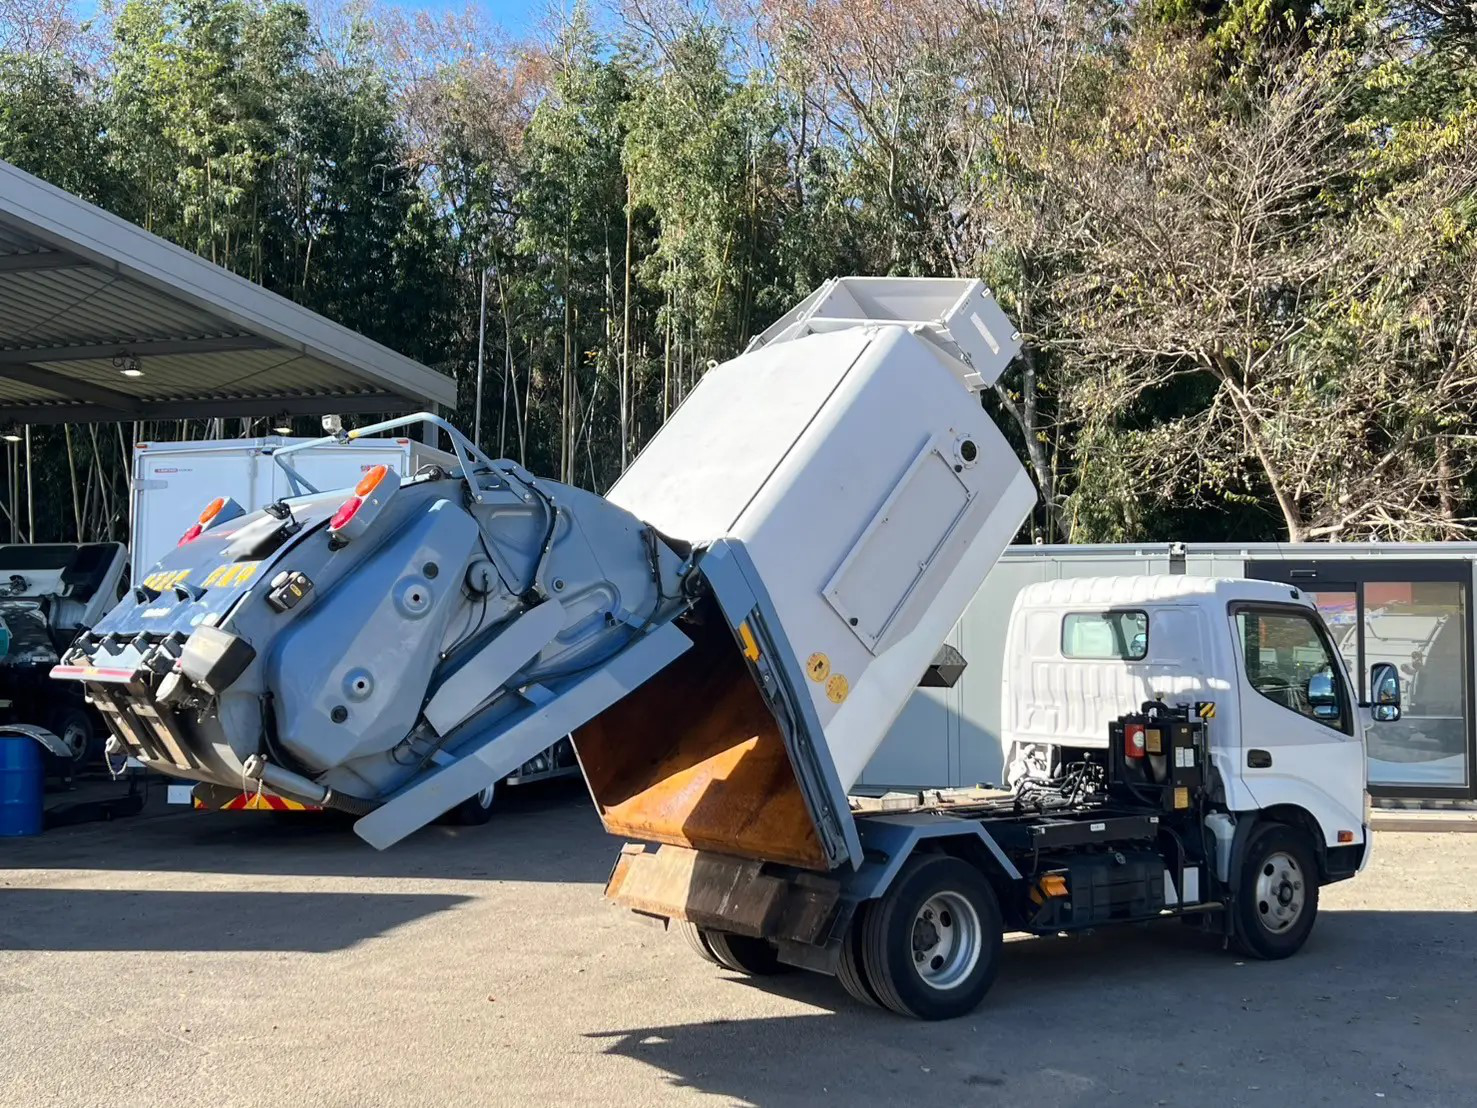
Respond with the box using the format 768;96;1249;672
179;496;240;545
328;464;400;547
1124;721;1147;760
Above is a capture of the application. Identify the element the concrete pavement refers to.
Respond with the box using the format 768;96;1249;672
3;782;1476;1107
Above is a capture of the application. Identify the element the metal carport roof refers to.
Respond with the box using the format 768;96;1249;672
0;159;456;425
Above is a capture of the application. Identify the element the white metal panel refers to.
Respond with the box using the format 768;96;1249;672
824;441;973;654
130;437;450;578
1004;601;1217;750
612;318;1036;791
606;330;872;542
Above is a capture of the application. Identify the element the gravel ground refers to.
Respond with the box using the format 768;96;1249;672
2;783;1475;1108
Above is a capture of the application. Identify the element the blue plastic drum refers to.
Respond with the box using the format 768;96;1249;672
0;734;44;836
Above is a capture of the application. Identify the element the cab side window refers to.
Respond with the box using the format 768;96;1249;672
1234;608;1351;733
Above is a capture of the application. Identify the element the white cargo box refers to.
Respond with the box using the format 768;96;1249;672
130;436;453;579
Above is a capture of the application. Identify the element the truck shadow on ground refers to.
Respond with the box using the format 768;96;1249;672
589;909;1477;1108
0;888;470;953
10;776;610;884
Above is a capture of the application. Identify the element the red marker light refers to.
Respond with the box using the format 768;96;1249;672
179;496;229;544
329;496;363;531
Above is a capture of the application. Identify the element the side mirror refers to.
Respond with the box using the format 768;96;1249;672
1370;662;1402;722
1306;670;1339;719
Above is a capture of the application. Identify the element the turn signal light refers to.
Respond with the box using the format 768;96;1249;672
1125;722;1147;760
1337;830;1355;843
355;464;389;497
327;464;401;548
179;496;228;545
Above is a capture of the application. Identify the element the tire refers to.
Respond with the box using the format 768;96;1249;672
860;854;1003;1020
702;930;790;976
1231;823;1319;959
835;903;882;1008
48;706;96;767
451;782;498;826
678;921;721;966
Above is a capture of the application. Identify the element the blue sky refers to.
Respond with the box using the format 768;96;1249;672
69;0;559;40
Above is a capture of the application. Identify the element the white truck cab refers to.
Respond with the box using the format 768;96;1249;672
1002;575;1384;875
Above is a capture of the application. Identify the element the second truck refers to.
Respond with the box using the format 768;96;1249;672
53;278;1387;1019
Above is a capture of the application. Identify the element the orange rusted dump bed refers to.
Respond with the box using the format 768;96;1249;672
573;611;831;871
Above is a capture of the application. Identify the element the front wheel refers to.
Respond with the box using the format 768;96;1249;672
859;854;1003;1020
1231;823;1319;959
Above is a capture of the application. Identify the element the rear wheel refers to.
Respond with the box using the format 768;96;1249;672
1231;823;1319;959
678;921;721;966
860;854;1003;1020
702;930;790;976
835;904;882;1008
451;783;498;826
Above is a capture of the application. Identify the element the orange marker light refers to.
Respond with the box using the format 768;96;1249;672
198;496;226;525
355;465;390;498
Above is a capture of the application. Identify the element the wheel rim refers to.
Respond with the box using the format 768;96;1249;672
1254;851;1306;933
910;891;981;991
475;785;496;810
61;720;89;762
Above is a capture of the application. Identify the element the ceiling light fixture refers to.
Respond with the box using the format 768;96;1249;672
113;353;143;378
1;423;21;443
272;411;293;435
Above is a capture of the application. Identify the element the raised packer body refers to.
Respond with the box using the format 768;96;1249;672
53;278;1034;856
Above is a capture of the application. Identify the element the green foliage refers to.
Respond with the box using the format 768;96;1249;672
0;0;1472;545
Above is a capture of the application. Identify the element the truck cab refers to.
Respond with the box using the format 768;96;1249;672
1001;575;1374;880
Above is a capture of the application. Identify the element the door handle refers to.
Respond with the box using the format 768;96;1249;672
1247;749;1272;769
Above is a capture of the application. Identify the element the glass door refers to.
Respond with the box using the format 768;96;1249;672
1246;559;1475;798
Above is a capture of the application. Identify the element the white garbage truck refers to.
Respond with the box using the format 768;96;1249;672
52;278;1387;1019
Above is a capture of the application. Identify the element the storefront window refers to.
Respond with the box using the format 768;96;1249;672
1362;581;1468;788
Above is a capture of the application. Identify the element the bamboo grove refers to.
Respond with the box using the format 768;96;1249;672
1;0;1474;547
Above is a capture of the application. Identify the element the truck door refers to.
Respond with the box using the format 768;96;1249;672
1229;601;1368;842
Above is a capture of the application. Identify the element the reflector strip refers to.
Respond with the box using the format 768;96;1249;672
50;664;137;683
210;792;321;812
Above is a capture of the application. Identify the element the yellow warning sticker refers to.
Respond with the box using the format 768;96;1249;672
143;569;191;591
203;562;260;588
826;673;849;704
806;652;831;683
1197;701;1217;719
